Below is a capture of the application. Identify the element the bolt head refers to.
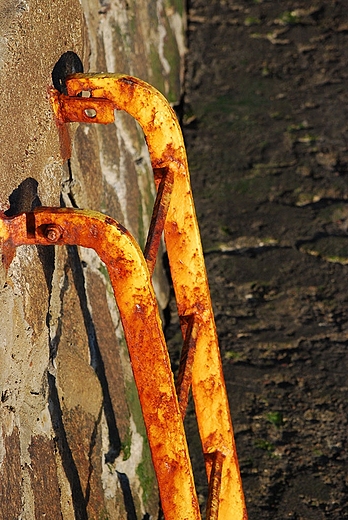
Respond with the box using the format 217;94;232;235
44;224;63;243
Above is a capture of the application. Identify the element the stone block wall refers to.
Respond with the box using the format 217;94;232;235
0;1;185;518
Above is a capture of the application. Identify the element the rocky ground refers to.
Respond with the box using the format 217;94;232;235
166;1;348;518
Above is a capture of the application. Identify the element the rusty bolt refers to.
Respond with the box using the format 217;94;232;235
43;224;63;243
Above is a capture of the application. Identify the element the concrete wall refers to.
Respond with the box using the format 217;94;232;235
0;1;185;518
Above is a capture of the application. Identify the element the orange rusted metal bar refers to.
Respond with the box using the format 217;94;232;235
206;450;225;520
144;167;174;275
175;314;198;419
50;73;247;519
0;207;201;520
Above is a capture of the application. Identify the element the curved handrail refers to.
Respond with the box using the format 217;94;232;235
0;207;201;520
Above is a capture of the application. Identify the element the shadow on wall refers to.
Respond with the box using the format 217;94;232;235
5;177;55;289
52;51;83;95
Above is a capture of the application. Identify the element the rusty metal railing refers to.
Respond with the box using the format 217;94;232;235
50;73;247;520
0;207;201;519
0;73;247;519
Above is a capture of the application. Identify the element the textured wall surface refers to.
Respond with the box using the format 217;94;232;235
0;1;185;518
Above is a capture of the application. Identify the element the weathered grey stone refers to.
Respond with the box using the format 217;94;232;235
0;0;185;517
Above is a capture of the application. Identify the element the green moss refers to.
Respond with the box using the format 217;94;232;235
149;45;167;95
295;191;316;206
287;122;308;132
127;5;137;38
244;16;261;26
266;411;283;428
98;263;108;280
98;509;110;520
149;25;181;104
313;448;325;457
278;11;300;25
254;439;274;451
124;379;156;509
125;380;144;434
220;225;232;236
317;203;345;223
198;85;270;134
233;178;252;195
111;18;132;58
97;264;114;296
121;426;132;461
270;111;283;120
203;92;263;115
136;454;156;505
297;134;318;144
300;236;348;264
224;350;241;360
165;0;185;17
162;25;181;103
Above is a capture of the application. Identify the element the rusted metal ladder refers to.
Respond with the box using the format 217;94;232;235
0;74;247;519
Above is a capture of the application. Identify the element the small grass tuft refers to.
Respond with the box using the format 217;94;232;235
266;411;283;427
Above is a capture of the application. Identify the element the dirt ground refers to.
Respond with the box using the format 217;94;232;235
166;1;348;518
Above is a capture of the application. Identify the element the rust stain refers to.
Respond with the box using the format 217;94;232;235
57;123;72;160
